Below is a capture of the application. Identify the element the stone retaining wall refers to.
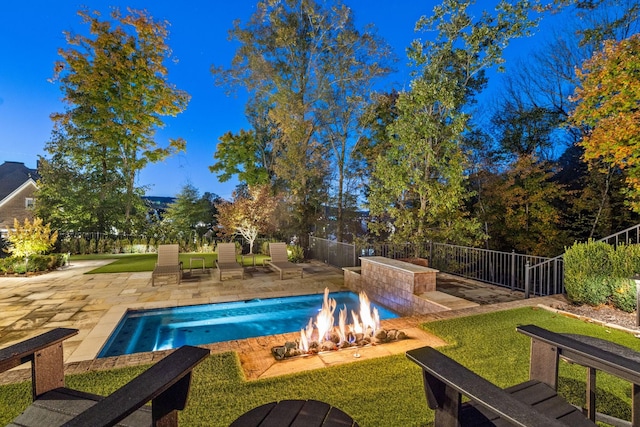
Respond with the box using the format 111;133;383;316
344;257;447;316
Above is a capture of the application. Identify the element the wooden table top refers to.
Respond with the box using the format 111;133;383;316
229;399;358;427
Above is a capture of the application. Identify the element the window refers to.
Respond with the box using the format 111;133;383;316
25;198;35;209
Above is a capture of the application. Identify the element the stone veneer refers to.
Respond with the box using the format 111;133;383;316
344;256;449;316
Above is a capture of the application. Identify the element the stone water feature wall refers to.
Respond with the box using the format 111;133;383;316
344;256;448;316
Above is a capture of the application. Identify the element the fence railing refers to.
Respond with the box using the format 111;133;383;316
308;236;357;268
524;223;640;297
429;243;551;293
310;224;640;298
309;237;554;294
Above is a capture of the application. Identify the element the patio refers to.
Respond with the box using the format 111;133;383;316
0;258;561;385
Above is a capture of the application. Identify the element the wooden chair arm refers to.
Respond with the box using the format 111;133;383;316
406;346;566;427
0;328;78;374
63;345;209;427
517;324;640;384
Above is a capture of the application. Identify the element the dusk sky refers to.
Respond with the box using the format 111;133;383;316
0;1;559;200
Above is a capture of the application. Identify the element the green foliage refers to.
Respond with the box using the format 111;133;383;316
609;277;637;313
0;254;65;275
39;8;189;234
163;185;219;238
368;0;541;246
564;240;640;311
287;244;304;263
6;218;58;261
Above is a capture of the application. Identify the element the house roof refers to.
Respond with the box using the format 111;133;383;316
0;161;40;201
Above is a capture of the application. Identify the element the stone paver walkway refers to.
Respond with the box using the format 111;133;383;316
0;258;564;385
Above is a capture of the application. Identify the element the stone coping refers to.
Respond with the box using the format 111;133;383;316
360;256;439;273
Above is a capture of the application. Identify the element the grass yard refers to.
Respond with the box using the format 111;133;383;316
1;307;638;426
70;252;270;273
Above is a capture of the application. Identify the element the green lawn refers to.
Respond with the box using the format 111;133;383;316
70;252;270;273
1;307;637;426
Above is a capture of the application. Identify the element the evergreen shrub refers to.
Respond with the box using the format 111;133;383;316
564;240;640;312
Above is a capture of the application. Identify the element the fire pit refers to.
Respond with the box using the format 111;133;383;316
271;288;407;360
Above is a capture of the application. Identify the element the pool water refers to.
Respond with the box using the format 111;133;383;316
98;292;398;358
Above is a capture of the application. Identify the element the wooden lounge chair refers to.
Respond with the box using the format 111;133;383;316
215;242;245;280
407;323;640;426
264;242;303;280
1;328;209;427
152;244;182;286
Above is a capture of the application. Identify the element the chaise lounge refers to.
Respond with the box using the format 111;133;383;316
1;328;209;427
215;242;245;280
264;242;303;280
152;244;182;286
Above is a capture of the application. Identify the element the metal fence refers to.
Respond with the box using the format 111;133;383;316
429;243;551;293
310;224;640;297
309;237;554;294
523;223;640;297
308;236;357;268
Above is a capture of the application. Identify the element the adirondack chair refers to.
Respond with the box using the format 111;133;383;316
1;328;209;427
215;242;245;280
264;242;303;280
407;324;640;426
152;244;182;286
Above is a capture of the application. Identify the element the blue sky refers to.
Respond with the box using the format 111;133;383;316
0;1;553;199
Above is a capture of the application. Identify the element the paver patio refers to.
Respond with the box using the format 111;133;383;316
0;258;563;385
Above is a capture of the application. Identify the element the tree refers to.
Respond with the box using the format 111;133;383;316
368;0;542;245
215;185;279;254
212;0;393;244
40;8;189;233
6;218;58;269
163;184;219;238
570;34;640;212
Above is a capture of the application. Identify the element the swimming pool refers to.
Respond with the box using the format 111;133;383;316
98;292;398;358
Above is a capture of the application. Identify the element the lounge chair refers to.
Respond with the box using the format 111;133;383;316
152;244;182;286
264;242;303;280
215;242;245;280
1;328;209;427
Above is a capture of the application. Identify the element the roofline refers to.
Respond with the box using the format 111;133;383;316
0;178;39;209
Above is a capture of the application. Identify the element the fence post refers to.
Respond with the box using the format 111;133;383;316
524;261;531;299
509;250;514;290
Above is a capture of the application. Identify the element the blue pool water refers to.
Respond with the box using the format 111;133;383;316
98;292;398;358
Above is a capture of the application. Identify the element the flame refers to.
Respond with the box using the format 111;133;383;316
315;288;336;343
358;291;379;335
338;305;347;344
298;288;381;352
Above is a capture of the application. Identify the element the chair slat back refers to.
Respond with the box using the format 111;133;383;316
217;243;238;264
269;243;289;263
157;244;179;266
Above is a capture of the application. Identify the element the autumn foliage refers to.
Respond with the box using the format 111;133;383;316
571;34;640;211
215;186;279;254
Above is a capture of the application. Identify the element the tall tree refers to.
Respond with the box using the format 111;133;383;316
212;0;392;244
40;8;189;233
368;0;542;245
570;34;640;212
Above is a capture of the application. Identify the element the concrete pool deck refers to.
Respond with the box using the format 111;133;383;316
0;258;564;384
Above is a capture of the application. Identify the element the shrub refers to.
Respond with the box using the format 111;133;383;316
564;240;614;305
287;245;304;263
609;277;637;313
564;240;640;311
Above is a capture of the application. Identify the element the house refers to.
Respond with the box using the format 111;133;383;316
0;161;40;237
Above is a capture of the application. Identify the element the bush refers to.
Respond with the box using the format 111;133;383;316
564;240;614;305
564;240;640;311
0;254;65;275
609;277;637;313
287;245;304;263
